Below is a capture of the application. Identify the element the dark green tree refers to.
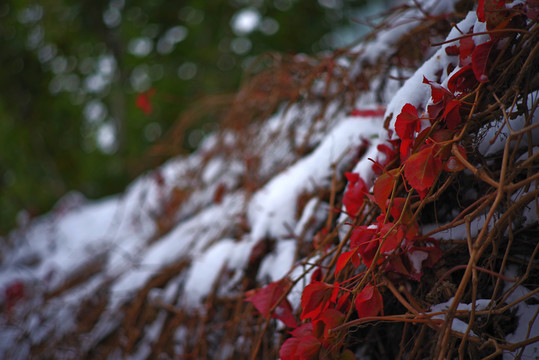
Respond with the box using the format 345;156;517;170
0;0;375;234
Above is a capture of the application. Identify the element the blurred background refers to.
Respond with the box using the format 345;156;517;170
0;0;388;234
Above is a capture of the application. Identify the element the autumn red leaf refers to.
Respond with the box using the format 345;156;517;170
442;98;462;129
291;322;314;338
386;197;419;238
378;223;405;254
295;336;322;360
448;65;477;94
313;309;345;339
4;280;25;310
350;226;379;267
477;0;486;21
135;88;156;115
280;323;316;360
336;292;352;313
399;138;414;162
411;239;442;268
301;281;334;320
427;100;445;121
373;169;398;212
213;183;227;204
480;0;508;29
412;127;433;153
280;337;301;360
403;145;443;194
335;248;361;276
387;239;442;281
429;129;456;159
245;279;298;328
472;40;495;83
375;142;397;172
354;285;383;318
423;77;453;104
444;144;467;171
343;172;367;217
459;34;475;67
310;267;323;283
395;103;421;140
385;255;422;281
350;107;385;117
445;45;459;56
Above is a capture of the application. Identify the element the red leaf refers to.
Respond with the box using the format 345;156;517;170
445;45;460;56
350;107;385;117
290;322;314;338
274;297;298;328
429;129;456;158
373;169;398;212
296;336;321;360
336;292;351;313
395;103;421;140
403;146;443;193
472;40;495;83
411;246;442;270
375;142;397;172
385;255;421;281
313;309;345;339
400;138;414;162
379;223;405;254
386;239;442;281
414;239;443;268
459;35;475;67
135;88;156;115
343;173;367;217
245;279;298;328
448;65;476;94
335;249;361;276
310;268;323;283
442;99;462;130
354;285;383;318
423;77;453;104
4;281;25;310
350;227;379;267
280;323;315;360
300;281;334;320
387;197;418;238
280;337;301;360
477;0;486;22
213;183;226;204
444;145;467;172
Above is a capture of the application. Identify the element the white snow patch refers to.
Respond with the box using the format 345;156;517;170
257;240;297;282
429;298;492;336
182;239;236;306
248;116;382;243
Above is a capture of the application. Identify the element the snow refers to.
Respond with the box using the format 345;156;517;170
478;92;539;156
409;250;429;273
182;239;236;306
503;266;539;360
109;192;244;309
429;298;492;336
257;240;297;282
385;11;478;130
248;116;382;243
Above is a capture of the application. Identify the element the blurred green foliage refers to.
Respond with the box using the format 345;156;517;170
0;0;374;234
